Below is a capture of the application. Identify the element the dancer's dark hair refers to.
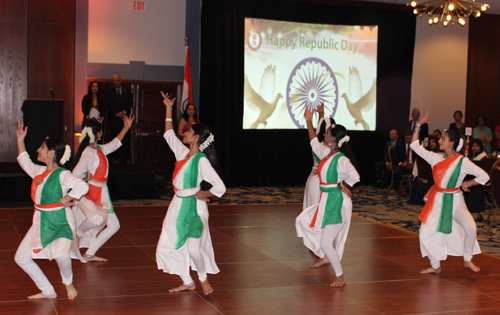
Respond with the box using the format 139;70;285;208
75;119;103;165
444;129;465;155
330;124;356;167
317;118;336;143
192;123;219;191
43;137;72;169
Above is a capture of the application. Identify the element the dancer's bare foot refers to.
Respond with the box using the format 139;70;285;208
84;254;108;262
28;292;57;300
464;261;480;272
200;279;213;295
65;284;78;300
310;257;330;268
330;274;346;288
169;283;196;293
420;267;441;274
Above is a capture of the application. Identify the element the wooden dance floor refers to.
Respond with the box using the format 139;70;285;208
3;204;500;314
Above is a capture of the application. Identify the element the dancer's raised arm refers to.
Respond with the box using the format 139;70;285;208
412;109;429;144
162;92;176;132
16;120;27;155
304;105;317;141
116;114;134;142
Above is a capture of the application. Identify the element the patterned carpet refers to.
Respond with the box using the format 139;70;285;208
113;183;500;257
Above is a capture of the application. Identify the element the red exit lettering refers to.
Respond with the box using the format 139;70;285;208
133;1;145;11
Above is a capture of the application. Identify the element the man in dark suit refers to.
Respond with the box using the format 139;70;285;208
107;74;133;163
393;130;417;196
375;129;404;187
410;108;428;143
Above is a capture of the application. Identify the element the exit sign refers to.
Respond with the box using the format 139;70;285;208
131;1;146;11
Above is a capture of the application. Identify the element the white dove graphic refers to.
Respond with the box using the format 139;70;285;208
244;65;283;129
341;67;376;131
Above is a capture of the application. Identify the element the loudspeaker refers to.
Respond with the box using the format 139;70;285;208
21;99;64;163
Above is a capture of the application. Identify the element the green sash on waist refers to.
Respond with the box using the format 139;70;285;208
438;157;463;234
175;153;206;250
39;168;73;247
320;153;345;228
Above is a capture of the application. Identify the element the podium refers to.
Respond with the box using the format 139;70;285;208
21;99;64;163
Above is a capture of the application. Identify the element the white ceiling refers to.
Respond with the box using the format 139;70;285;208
350;0;500;15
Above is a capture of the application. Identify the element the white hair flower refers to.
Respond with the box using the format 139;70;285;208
338;135;350;148
456;138;464;152
199;133;214;152
79;127;95;144
60;145;71;165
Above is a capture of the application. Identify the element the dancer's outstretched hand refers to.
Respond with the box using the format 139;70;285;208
161;91;176;108
17;120;28;139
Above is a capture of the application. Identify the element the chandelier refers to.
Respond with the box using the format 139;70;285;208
409;0;490;26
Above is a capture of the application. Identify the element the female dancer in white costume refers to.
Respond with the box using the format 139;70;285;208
15;120;89;300
72;116;133;261
296;107;359;287
303;104;336;210
156;93;225;295
412;110;489;274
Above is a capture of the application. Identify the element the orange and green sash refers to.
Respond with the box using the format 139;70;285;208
310;152;345;228
86;146;108;208
172;153;206;250
32;168;73;250
419;154;463;234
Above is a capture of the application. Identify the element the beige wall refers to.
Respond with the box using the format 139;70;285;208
411;17;469;134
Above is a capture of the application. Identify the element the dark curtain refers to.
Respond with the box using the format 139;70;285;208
200;0;416;187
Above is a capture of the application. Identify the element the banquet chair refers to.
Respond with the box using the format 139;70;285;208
416;156;433;193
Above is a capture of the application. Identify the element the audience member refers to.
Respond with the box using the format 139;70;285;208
82;81;105;124
472;115;492;154
469;138;487;161
449;110;465;135
178;104;200;141
427;135;440;152
495;123;500;151
107;74;133;163
433;129;442;140
394;130;416;196
375;129;403;187
410;108;428;142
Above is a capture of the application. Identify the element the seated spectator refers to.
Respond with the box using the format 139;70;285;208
428;135;440;152
394;130;416;196
375;129;403;187
433;129;442;140
469;138;487;161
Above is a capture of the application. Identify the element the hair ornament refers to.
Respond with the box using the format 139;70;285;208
338;135;350;148
456;138;464;152
60;145;71;165
316;118;324;135
79;127;95;144
199;133;214;152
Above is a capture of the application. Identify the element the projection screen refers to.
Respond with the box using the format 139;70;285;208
243;18;378;130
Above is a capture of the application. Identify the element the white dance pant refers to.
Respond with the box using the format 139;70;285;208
15;228;73;296
321;224;344;277
76;197;108;237
422;204;478;269
85;212;120;256
179;237;207;286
